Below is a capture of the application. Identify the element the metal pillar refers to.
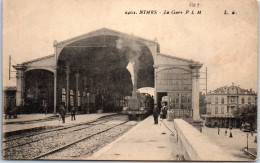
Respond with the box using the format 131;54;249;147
154;65;158;105
83;76;87;88
179;92;181;109
206;67;208;94
66;65;70;113
54;70;57;113
35;81;38;101
75;73;80;110
246;133;249;150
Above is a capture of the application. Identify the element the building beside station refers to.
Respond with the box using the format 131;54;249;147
12;28;202;120
3;86;16;112
205;83;257;127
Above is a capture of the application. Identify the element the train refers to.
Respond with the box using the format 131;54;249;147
122;92;154;120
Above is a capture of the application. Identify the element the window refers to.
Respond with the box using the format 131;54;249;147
215;97;218;104
62;88;66;105
208;98;211;104
70;90;74;106
241;97;245;104
221;97;224;104
248;97;251;104
78;91;80;106
231;106;235;113
215;107;218;114
168;92;192;109
221;107;224;114
62;88;66;94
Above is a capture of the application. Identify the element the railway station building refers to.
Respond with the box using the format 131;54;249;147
13;28;202;121
205;83;257;127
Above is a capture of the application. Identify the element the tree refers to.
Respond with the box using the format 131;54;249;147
233;105;257;131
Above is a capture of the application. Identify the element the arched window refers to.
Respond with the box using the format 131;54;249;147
248;97;251;104
215;97;218;104
62;88;66;105
221;97;224;104
78;91;80;106
70;90;74;106
207;97;211;104
241;97;245;104
215;107;218;114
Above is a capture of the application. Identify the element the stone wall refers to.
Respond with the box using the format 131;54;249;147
173;119;238;161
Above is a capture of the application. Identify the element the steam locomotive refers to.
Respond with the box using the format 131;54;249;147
122;92;154;120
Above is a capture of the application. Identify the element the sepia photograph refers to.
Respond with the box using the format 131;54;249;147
2;0;258;161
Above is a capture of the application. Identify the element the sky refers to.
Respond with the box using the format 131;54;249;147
2;0;258;92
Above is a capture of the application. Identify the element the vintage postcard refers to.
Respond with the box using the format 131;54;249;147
2;0;258;161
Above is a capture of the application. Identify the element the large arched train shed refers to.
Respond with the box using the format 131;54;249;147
13;28;202;120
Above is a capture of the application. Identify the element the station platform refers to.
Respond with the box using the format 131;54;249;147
2;113;116;135
87;116;181;161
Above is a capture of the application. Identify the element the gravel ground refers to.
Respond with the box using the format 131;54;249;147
41;121;138;160
3;114;133;160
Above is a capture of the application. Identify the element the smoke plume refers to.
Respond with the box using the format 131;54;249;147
116;38;142;97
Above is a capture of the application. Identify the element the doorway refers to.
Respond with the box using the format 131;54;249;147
157;92;167;111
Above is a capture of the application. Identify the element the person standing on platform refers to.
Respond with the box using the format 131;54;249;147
229;131;233;138
153;104;159;124
229;126;233;138
60;105;66;123
160;103;164;119
161;102;167;119
163;103;168;119
44;103;48;115
159;103;166;134
58;105;61;121
71;106;76;121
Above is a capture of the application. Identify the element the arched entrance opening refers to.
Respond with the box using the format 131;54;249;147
24;69;54;113
57;35;154;113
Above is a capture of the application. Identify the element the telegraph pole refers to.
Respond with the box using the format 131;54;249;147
206;67;207;94
9;56;11;80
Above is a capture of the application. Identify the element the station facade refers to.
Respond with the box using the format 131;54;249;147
13;28;202;120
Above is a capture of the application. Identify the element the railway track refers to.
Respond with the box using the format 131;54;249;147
3;114;132;160
32;121;129;160
3;118;117;150
3;113;119;142
3;114;121;150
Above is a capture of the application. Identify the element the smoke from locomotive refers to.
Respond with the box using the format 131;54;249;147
116;38;141;98
117;38;153;120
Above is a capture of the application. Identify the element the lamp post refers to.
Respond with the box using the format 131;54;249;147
246;133;249;151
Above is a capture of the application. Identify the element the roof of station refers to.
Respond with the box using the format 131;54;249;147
158;53;199;64
4;86;16;91
22;54;55;65
53;27;159;47
18;28;202;66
